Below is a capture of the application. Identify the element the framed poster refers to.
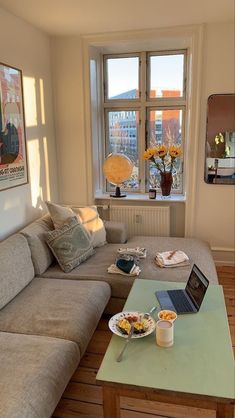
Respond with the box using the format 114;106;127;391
0;62;28;191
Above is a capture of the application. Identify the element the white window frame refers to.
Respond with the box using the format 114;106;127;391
146;106;185;193
82;25;204;238
103;49;187;194
103;53;141;102
104;107;141;192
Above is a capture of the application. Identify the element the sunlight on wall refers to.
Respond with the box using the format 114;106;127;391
40;78;46;125
23;77;37;127
27;138;42;208
43;136;51;201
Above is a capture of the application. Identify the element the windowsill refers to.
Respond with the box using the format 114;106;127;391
95;191;186;202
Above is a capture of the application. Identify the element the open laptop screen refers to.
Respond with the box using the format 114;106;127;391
186;265;209;310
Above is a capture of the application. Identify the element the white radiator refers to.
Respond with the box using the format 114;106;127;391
109;205;170;237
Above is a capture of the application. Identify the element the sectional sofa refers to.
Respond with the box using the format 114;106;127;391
0;209;218;418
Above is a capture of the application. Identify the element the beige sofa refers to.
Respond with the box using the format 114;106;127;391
20;212;218;313
0;233;110;418
0;213;218;417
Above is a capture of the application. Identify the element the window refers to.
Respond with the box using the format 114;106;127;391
103;50;187;194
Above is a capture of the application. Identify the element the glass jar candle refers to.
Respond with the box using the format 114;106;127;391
149;188;156;199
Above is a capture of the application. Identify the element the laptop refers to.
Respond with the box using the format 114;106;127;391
155;264;209;314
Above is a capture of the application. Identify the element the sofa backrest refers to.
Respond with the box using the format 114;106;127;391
20;214;55;275
0;234;35;309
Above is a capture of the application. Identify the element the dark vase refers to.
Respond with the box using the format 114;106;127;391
160;172;173;196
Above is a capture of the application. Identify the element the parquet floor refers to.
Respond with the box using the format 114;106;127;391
53;266;235;418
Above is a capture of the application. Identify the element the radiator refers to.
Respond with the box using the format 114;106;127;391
109;205;170;237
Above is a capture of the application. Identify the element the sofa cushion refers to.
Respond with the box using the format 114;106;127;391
104;220;128;244
41;236;218;299
0;332;79;418
45;200;75;229
20;214;55;275
72;205;107;248
0;278;111;356
45;217;95;273
0;234;34;309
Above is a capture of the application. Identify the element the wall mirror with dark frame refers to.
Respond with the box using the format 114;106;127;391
205;93;235;184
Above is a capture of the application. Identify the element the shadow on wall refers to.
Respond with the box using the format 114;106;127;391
0;74;57;240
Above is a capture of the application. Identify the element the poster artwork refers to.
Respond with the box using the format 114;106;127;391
0;63;28;191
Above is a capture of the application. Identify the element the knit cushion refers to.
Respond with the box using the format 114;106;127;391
45;217;94;273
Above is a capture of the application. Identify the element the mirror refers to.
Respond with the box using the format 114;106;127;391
205;94;235;184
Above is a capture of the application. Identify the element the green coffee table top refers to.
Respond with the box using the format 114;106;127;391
97;279;235;400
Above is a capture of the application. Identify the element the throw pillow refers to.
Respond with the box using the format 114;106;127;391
72;205;106;248
45;216;94;273
45;201;75;229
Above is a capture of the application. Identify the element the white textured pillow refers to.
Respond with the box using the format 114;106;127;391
73;205;106;248
45;201;75;229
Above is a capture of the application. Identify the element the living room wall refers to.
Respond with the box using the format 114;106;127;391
194;21;234;263
51;21;234;264
0;7;58;239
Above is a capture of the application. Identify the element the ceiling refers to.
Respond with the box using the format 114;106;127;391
0;0;233;36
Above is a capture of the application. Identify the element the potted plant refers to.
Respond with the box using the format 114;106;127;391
143;145;182;196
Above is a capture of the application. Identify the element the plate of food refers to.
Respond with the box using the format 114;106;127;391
108;311;156;339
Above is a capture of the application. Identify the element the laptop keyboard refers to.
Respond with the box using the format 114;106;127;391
167;289;193;313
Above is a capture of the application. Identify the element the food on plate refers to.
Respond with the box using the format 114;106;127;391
117;318;132;334
158;310;177;321
133;321;147;333
125;314;138;322
117;315;148;335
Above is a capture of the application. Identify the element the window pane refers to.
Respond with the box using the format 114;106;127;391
149;54;184;98
147;109;183;190
106;110;139;190
106;57;139;99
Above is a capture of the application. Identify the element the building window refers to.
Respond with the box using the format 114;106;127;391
103;50;187;194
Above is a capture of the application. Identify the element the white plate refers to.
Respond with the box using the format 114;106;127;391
108;311;156;339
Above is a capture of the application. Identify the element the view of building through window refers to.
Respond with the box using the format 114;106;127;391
107;106;139;189
104;52;186;192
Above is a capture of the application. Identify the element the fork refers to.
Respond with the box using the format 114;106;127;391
116;324;134;362
143;306;157;319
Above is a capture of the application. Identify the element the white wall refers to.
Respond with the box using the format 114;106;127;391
194;22;235;263
0;7;58;239
51;36;89;206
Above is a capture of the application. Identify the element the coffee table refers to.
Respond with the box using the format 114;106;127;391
96;279;235;418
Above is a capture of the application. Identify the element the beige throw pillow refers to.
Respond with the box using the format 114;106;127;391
72;205;106;248
45;201;75;229
45;217;94;273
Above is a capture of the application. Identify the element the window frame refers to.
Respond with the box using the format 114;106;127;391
146;105;185;194
146;49;187;102
102;49;187;195
103;52;141;102
104;107;141;192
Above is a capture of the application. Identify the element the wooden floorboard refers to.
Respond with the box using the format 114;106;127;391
53;266;235;418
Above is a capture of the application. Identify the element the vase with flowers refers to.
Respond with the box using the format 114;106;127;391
143;144;182;197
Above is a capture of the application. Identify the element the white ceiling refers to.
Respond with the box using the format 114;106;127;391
0;0;233;36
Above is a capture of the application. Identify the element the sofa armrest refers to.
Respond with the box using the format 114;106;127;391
104;220;127;244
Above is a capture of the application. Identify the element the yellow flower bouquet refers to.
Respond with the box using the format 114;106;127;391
143;144;182;174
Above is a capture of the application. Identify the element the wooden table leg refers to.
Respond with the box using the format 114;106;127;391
216;403;234;418
103;386;120;418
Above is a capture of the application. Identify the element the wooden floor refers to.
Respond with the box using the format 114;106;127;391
53;266;235;418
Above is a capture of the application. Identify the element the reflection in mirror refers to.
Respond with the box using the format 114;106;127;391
205;94;235;184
